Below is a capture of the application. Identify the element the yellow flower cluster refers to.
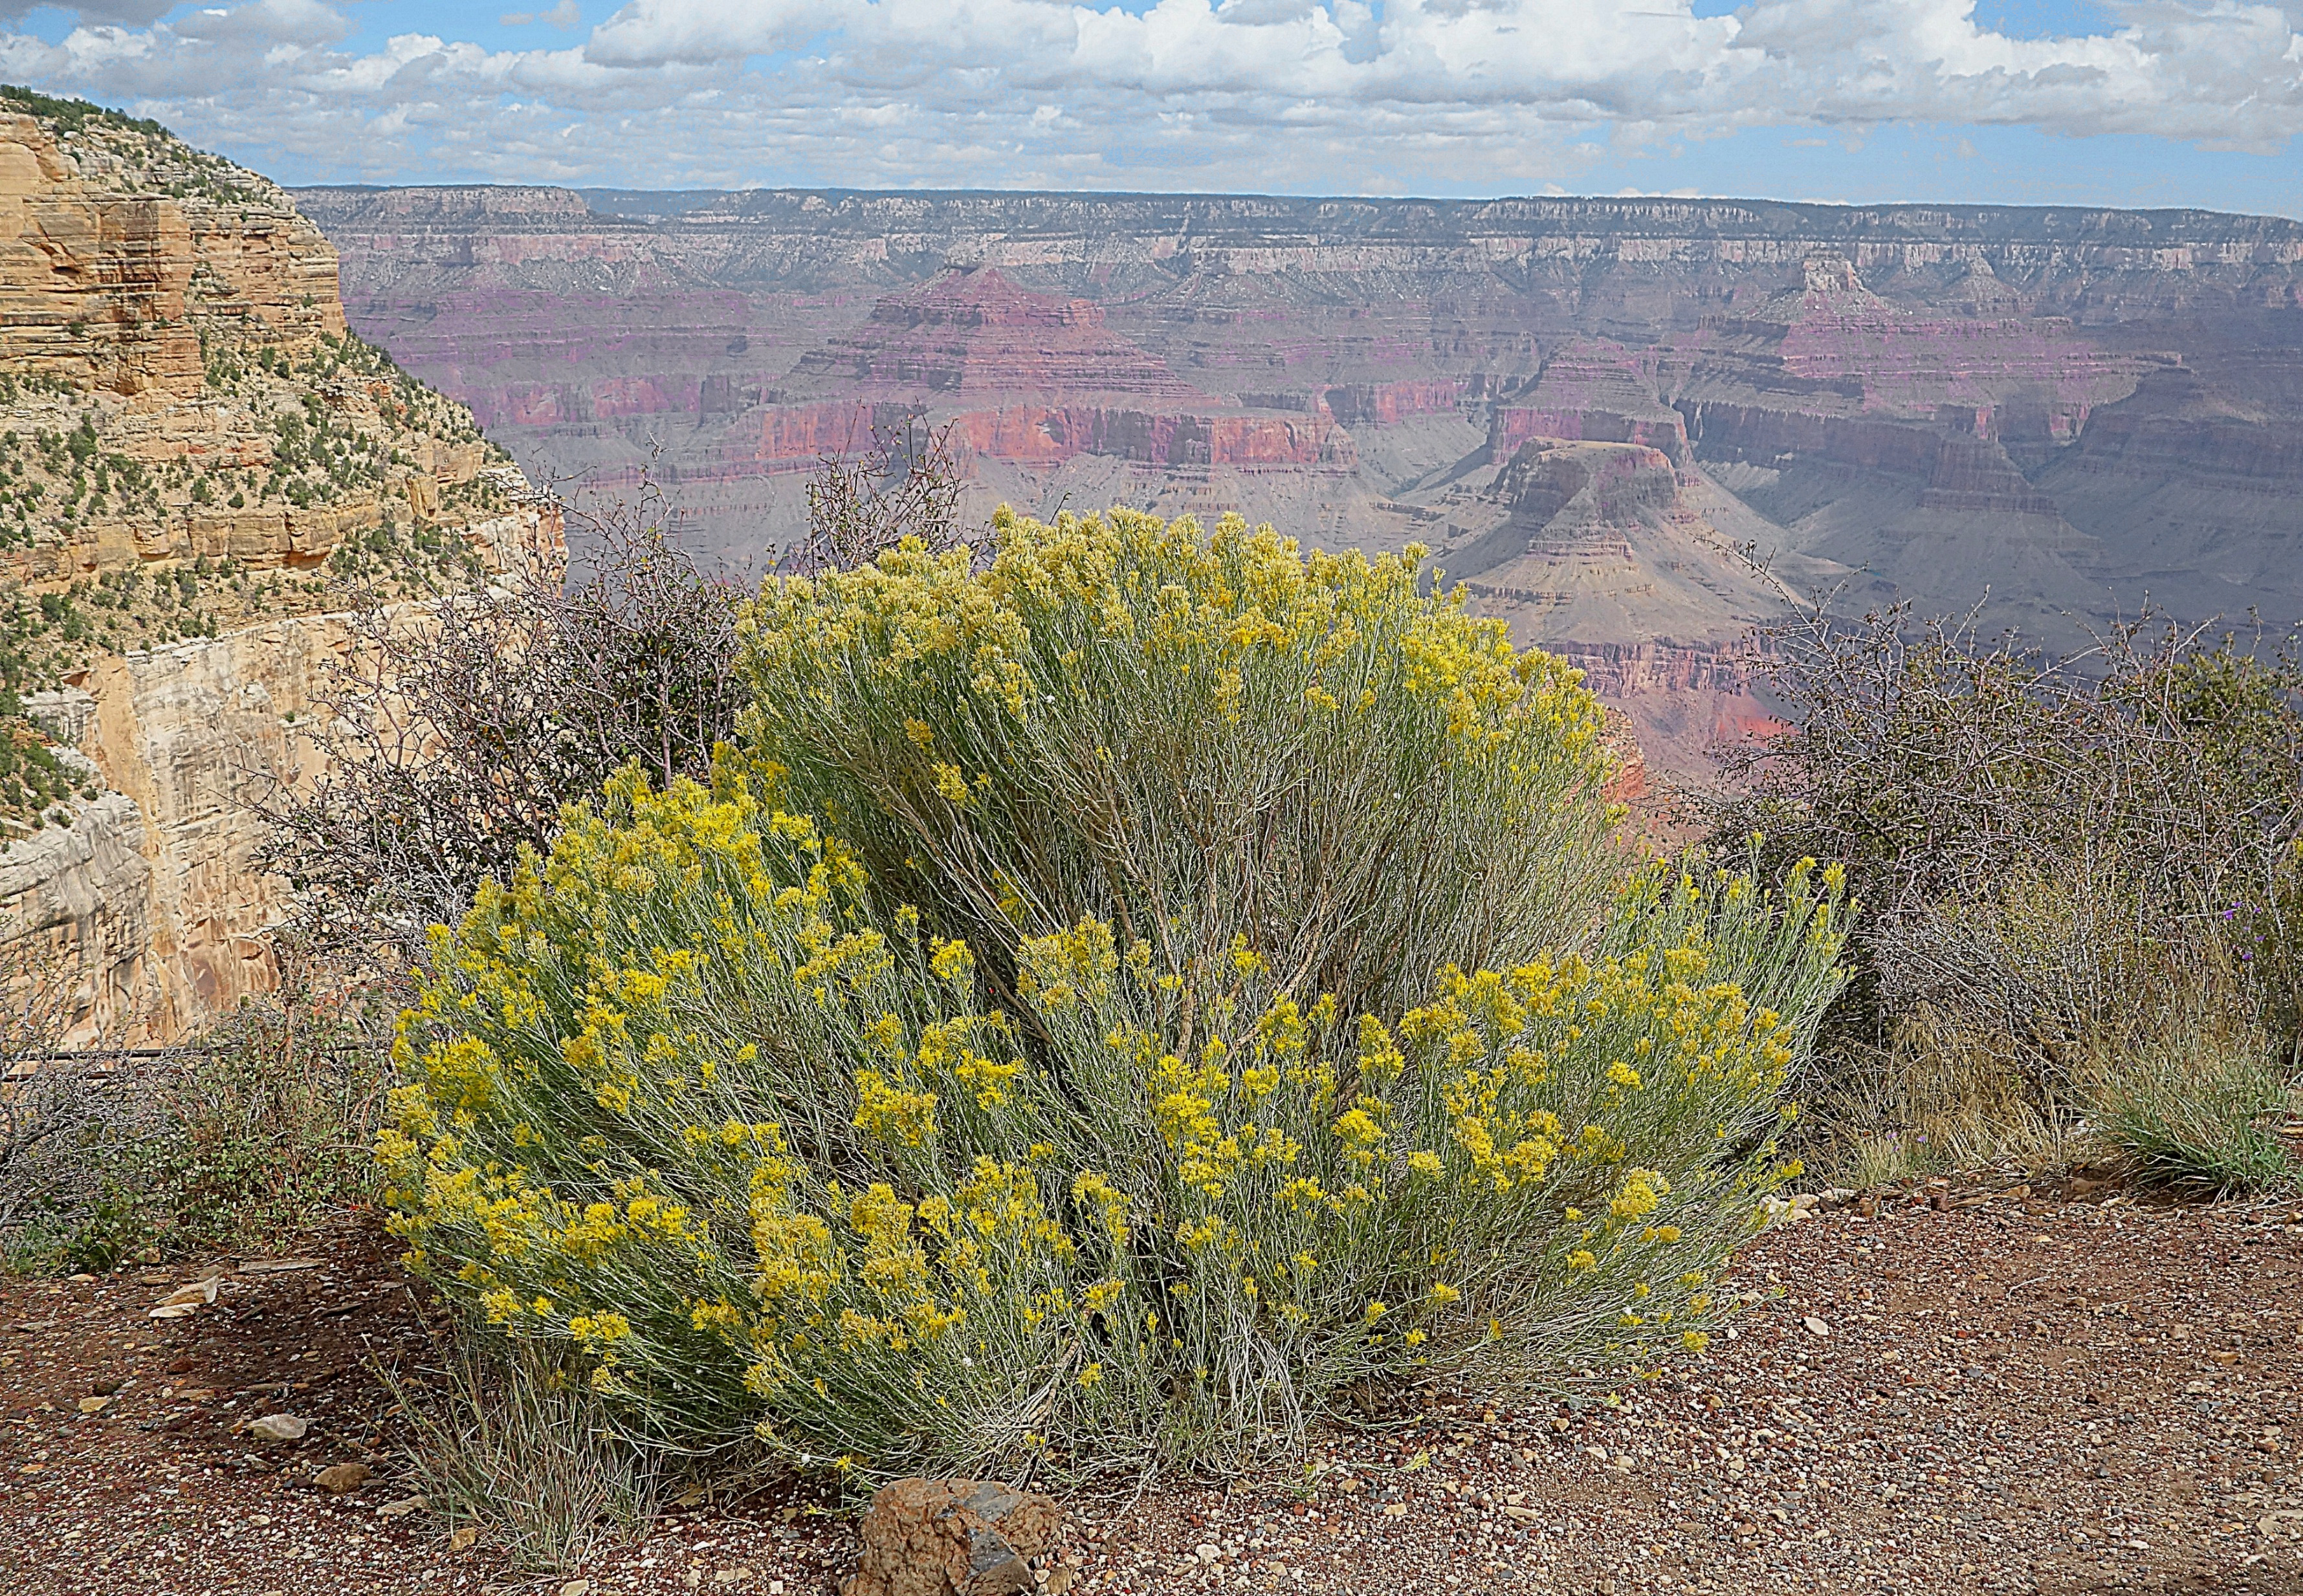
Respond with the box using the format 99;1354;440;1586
373;512;1849;1477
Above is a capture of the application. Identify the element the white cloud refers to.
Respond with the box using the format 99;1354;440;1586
0;0;2293;193
173;0;350;47
501;1;584;26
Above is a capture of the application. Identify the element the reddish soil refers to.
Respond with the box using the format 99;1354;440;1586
4;1186;2300;1595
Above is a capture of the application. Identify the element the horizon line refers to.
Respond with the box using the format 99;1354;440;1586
287;181;2303;229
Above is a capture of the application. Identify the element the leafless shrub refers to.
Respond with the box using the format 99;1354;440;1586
1;945;397;1269
791;408;969;574
0;937;163;1263
257;476;747;965
1718;602;2303;1152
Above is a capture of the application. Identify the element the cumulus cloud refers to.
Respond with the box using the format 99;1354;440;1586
0;0;2295;193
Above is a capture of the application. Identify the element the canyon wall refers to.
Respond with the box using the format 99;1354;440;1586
296;185;2303;767
1;98;552;1042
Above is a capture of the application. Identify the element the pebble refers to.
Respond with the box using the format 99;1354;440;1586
4;1193;2300;1595
313;1462;371;1494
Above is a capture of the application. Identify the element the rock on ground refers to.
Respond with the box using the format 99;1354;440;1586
841;1478;1064;1596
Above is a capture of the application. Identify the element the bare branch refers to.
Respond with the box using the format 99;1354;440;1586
791;408;970;574
252;470;746;967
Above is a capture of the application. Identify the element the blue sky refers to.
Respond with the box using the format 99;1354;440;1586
1;1;2297;213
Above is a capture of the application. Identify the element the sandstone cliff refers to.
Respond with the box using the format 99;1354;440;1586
0;93;555;1042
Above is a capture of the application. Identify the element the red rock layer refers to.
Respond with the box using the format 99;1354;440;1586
1676;401;1946;478
1497;440;1684;540
707;399;1356;476
1492;406;1689;465
1322;379;1463;426
793;266;1209;403
947;406;1354;470
1489;342;1690;465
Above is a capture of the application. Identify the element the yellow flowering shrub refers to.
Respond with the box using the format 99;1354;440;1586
738;508;1623;1020
382;763;1846;1479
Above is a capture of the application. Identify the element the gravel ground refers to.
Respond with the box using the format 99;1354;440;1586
5;1182;2300;1595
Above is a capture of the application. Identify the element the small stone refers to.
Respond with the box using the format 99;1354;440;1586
558;1581;591;1596
76;1395;109;1414
1383;1502;1409;1517
377;1495;426;1518
247;1413;309;1442
1803;1315;1831;1338
314;1461;371;1494
151;1277;219;1311
448;1527;479;1553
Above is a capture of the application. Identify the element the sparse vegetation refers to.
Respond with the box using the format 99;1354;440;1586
0;973;394;1274
1720;604;2303;1192
0;83;169;140
793;410;969;574
384;1342;659;1570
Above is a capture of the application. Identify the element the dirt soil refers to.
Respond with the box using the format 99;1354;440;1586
4;1185;2301;1596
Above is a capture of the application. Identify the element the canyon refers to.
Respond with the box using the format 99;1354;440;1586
292;185;2303;770
0;95;551;1041
10;120;2300;1034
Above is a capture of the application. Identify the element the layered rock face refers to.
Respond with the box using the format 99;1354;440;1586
294;184;2303;768
791;267;1208;402
1426;438;1791;772
0;112;340;397
1;99;553;1041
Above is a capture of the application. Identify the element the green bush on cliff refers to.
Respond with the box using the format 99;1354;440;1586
379;511;1847;1478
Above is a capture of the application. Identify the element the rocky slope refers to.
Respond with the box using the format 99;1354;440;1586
1;94;554;1042
1404;436;1792;772
294;183;2303;767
